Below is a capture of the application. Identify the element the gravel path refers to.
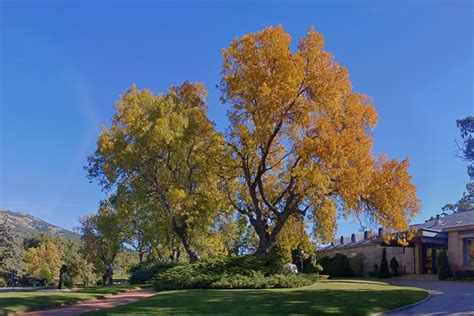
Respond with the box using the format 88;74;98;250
17;288;157;316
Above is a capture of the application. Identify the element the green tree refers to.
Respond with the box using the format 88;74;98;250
220;26;419;254
87;82;228;261
435;250;453;280
0;220;26;284
80;202;126;285
443;116;474;214
390;257;399;276
378;248;390;279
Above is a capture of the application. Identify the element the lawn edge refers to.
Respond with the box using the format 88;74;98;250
370;291;431;316
2;286;143;316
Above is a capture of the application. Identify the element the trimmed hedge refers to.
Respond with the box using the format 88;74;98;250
319;254;354;277
453;270;474;281
129;261;178;284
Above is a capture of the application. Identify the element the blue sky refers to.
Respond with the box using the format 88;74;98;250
1;1;472;237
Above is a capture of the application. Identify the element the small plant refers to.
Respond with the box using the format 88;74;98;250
435;250;453;280
378;248;390;279
390;257;399;276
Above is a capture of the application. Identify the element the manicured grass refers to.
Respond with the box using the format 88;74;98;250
0;284;141;313
85;280;428;315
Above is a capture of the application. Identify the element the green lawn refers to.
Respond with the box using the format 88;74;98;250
0;284;141;313
86;280;428;315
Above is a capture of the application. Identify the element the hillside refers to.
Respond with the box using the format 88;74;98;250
0;209;81;243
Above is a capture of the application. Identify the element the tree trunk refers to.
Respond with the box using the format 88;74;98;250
173;219;199;262
256;235;276;254
106;264;113;286
179;234;199;262
58;273;64;289
251;211;290;255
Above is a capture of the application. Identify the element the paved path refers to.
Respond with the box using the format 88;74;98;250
17;288;157;316
384;280;474;315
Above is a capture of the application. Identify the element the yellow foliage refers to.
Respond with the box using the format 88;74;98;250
25;242;63;281
220;25;420;251
277;215;314;262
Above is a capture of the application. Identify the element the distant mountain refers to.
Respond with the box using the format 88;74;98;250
0;209;81;243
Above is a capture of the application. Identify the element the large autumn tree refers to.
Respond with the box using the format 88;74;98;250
87;82;226;261
220;26;419;254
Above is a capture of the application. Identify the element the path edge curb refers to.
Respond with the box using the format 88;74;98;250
370;292;432;316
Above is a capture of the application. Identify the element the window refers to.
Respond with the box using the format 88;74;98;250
465;239;474;269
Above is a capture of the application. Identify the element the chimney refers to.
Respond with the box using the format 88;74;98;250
340;236;344;244
364;231;369;240
351;233;356;243
378;227;384;236
436;214;440;220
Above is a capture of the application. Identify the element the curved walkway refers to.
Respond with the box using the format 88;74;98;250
384;280;474;315
17;288;157;316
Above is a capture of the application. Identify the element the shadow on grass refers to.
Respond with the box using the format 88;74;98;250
0;285;137;313
0;295;84;313
86;287;428;316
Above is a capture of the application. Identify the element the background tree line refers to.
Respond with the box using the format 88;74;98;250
0;219;137;288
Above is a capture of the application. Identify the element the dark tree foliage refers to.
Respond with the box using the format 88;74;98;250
378;248;390;279
457;116;474;164
443;116;474;214
389;257;399;276
435;250;453;280
319;254;354;277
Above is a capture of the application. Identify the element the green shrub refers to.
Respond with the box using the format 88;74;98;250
453;270;474;281
153;254;324;290
348;253;364;277
390;257;399;276
129;261;178;284
435;250;453;280
378;248;390;279
318;254;354;277
0;277;7;287
302;256;324;274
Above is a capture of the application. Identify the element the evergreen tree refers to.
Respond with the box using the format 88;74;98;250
378;248;390;279
390;257;399;276
435;250;453;280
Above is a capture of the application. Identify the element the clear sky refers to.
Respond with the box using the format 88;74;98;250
1;0;473;237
